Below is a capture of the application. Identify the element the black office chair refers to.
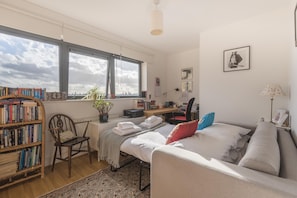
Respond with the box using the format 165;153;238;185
167;97;195;125
48;114;92;177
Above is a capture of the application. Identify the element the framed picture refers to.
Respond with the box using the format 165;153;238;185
272;109;289;127
181;81;192;92
295;3;297;47
223;46;250;72
181;68;193;80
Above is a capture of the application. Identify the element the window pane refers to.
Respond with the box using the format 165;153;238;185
68;52;108;98
115;58;139;97
0;32;59;91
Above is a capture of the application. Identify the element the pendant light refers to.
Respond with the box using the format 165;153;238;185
150;0;163;35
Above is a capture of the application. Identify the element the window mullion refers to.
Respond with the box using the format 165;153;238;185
109;58;115;98
60;43;69;93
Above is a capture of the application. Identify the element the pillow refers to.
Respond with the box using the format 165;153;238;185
238;123;280;176
198;112;215;130
166;120;198;144
59;130;76;143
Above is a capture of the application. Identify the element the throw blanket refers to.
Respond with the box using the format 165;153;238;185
98;122;166;168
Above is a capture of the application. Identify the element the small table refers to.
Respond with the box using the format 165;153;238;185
87;116;145;161
144;107;178;117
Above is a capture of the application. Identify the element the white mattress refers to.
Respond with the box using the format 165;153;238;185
120;123;251;163
120;124;175;163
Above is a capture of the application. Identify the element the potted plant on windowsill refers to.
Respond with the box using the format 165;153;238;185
83;87;113;123
93;99;113;123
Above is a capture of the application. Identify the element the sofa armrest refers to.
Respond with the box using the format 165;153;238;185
151;146;297;198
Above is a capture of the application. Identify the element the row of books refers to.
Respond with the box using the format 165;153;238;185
0;124;42;149
0;87;46;100
0;99;42;124
0;152;19;178
18;146;41;170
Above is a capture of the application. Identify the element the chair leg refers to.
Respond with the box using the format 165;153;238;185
58;146;62;159
52;146;58;172
68;147;72;177
87;140;92;164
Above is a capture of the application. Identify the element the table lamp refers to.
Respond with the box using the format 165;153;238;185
260;84;285;122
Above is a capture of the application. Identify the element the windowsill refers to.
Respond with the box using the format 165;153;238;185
43;97;145;103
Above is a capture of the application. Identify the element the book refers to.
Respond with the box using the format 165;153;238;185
31;146;36;167
35;145;40;165
0;161;18;178
0;151;19;164
19;149;25;170
0;129;3;149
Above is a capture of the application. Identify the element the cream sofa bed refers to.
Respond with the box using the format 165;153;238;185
151;122;297;198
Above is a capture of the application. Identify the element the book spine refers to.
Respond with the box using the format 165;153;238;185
0;129;3;149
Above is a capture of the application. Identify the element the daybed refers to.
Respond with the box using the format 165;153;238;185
151;121;297;198
98;114;258;190
98;118;248;168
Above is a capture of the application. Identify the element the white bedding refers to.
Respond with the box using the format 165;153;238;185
120;124;175;163
120;123;251;163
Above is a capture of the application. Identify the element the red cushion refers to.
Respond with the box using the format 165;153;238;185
166;120;199;144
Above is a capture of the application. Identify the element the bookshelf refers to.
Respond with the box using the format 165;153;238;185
0;95;45;189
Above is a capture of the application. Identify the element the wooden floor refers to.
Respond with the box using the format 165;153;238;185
0;152;108;198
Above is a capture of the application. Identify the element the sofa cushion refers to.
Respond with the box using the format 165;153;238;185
278;129;297;181
198;112;215;130
252;121;277;140
238;122;280;176
166;120;198;144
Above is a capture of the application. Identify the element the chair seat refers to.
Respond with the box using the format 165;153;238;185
171;116;187;121
166;97;195;125
55;136;90;147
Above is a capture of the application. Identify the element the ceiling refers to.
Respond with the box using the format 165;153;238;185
25;0;290;54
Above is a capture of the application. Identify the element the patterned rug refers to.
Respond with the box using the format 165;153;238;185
39;160;150;198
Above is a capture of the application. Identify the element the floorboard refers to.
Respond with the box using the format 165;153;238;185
0;152;108;198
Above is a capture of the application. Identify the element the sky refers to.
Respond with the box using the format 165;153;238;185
0;33;59;92
0;33;139;97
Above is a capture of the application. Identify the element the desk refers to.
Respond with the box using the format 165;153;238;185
87;116;145;161
144;107;178;117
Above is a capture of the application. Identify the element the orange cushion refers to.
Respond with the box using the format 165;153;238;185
166;120;198;144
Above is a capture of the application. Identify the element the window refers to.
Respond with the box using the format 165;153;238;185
68;51;108;98
115;58;140;97
0;30;59;92
0;26;142;99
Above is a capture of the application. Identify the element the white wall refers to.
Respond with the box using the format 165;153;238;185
166;48;200;106
289;1;297;143
200;5;290;127
145;55;167;106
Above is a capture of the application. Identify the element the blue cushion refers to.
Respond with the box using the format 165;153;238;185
198;112;215;130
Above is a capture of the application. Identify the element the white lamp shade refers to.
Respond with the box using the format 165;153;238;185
150;9;163;35
260;84;285;98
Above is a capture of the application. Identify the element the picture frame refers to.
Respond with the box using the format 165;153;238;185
181;81;193;93
223;46;250;72
294;4;297;47
272;109;289;127
181;68;193;80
